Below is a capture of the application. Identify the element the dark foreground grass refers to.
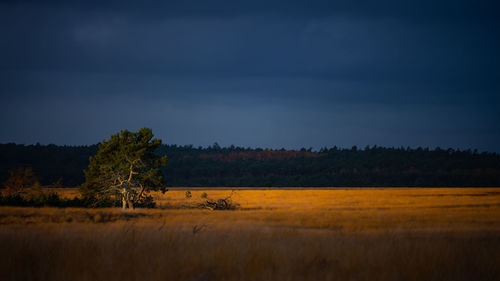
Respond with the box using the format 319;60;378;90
1;222;499;281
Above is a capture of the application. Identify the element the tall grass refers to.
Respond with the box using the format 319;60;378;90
1;188;500;281
1;223;499;281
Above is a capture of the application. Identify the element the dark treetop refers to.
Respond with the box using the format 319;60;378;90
1;143;499;187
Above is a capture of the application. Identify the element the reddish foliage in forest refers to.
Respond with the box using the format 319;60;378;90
3;168;38;196
199;150;325;162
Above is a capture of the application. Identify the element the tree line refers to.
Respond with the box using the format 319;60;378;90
1;142;500;187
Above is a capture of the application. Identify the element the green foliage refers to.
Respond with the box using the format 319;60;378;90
2;143;500;187
200;192;208;199
0;192;77;207
0;191;142;208
185;190;192;199
80;128;167;209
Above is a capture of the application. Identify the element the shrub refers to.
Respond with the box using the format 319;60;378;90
3;168;39;196
0;191;158;208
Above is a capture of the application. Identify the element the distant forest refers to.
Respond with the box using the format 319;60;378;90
1;143;499;187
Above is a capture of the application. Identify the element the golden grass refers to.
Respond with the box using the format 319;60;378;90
1;188;500;281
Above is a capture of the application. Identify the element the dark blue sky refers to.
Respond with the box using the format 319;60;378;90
1;0;499;151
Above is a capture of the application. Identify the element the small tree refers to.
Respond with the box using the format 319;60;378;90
3;168;39;196
80;128;167;209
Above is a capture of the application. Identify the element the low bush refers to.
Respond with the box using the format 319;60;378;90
0;192;155;208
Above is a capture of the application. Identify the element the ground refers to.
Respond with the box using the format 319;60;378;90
1;188;500;281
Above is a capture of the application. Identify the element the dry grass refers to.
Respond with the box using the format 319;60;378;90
1;188;500;281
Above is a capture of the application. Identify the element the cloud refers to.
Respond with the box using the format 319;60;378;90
2;0;498;23
1;92;498;151
0;0;498;151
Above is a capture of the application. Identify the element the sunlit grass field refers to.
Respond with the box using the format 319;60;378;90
1;188;500;281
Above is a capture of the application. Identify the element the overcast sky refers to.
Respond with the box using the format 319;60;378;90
0;0;499;151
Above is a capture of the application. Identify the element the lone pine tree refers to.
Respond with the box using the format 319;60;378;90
80;128;167;209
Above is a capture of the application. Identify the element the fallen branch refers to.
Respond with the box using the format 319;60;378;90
199;191;240;210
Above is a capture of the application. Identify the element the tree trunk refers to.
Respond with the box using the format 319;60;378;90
121;188;134;210
121;188;128;209
122;196;127;209
127;195;134;210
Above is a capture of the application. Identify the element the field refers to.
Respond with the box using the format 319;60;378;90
1;188;500;281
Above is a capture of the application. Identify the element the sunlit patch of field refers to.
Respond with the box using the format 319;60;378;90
1;188;500;281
